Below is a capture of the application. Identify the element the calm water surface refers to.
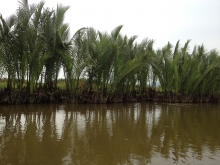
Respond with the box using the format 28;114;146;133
0;103;220;165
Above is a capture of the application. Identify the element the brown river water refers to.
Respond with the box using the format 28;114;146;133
0;103;220;165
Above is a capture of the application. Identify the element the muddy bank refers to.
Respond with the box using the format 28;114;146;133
74;89;219;104
0;88;73;104
0;87;219;104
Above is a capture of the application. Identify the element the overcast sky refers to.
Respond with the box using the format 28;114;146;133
0;0;220;52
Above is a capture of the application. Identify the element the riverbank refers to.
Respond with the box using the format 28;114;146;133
0;88;73;104
0;87;218;104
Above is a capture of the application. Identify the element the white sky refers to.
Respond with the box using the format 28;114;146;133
0;0;220;52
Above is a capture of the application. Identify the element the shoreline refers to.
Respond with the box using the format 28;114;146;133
0;88;219;105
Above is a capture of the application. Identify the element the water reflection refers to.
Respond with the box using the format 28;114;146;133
0;103;220;165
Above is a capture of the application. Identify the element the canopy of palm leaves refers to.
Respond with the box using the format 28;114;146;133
0;0;219;103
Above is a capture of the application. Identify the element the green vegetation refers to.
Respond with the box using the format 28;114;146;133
0;0;220;104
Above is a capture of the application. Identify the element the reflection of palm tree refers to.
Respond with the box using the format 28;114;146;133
0;103;220;164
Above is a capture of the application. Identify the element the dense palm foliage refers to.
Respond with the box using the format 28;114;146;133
0;0;71;93
0;0;220;104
